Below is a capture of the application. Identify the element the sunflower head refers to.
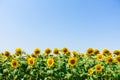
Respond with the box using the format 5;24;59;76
34;48;40;55
53;48;59;54
26;54;30;60
45;48;51;55
106;56;114;63
113;50;120;56
15;48;22;55
62;47;69;54
102;49;111;56
47;58;54;67
12;54;17;58
93;49;100;55
66;51;71;55
72;51;77;56
115;56;120;63
86;48;94;55
11;60;18;68
95;64;102;72
68;57;77;66
4;51;10;57
27;57;35;66
96;54;104;61
80;53;84;57
88;68;94;75
31;53;36;58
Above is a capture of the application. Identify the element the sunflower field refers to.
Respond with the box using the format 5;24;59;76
0;48;120;80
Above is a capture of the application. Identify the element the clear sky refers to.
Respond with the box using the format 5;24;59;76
0;0;120;53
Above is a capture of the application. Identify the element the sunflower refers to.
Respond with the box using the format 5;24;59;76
62;47;69;54
26;54;30;60
93;49;100;55
53;48;59;54
4;51;10;57
66;51;71;55
96;54;104;61
12;54;17;58
34;48;40;55
102;49;111;56
15;48;22;55
45;48;51;54
95;64;102;72
106;56;114;63
113;50;120;56
115;56;120;63
86;48;94;55
68;57;77;66
31;53;36;58
27;57;35;66
11;60;18;68
88;68;94;75
47;58;54;67
80;53;84;57
72;51;77;56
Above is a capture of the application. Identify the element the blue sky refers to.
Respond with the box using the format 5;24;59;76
0;0;120;53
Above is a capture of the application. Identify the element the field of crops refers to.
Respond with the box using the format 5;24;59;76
0;48;120;80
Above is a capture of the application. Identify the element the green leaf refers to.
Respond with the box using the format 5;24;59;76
3;69;8;74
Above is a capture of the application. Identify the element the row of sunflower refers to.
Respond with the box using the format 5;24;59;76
0;48;120;80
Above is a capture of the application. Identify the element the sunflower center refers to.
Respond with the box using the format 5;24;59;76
108;58;113;62
63;49;67;53
88;50;93;53
46;50;51;54
105;51;109;54
13;62;17;66
70;60;75;64
98;56;102;59
35;51;40;54
63;48;68;53
30;60;33;64
117;57;120;62
5;51;10;57
115;52;119;55
94;51;99;54
48;60;52;65
97;66;101;70
18;51;22;54
54;50;58;54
